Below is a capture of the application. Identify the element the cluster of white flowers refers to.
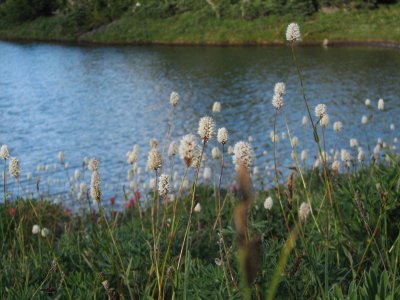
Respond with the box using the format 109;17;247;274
170;91;179;107
232;141;254;169
198;116;215;141
168;141;177;157
272;82;285;110
264;196;273;210
9;157;20;180
333;121;343;132
147;148;162;171
203;167;211;181
212;101;221;113
179;134;197;167
158;174;169;197
299;202;310;221
58;151;65;163
90;169;101;203
127;144;139;164
0;145;10;160
217;128;228;145
286;23;301;42
211;147;220;160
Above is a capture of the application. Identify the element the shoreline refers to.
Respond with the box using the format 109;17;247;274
1;35;400;49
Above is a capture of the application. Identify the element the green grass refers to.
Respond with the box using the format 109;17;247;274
0;4;399;45
1;160;399;299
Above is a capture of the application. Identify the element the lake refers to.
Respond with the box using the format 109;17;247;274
0;41;399;208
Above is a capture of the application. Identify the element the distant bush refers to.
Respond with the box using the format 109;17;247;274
0;0;60;22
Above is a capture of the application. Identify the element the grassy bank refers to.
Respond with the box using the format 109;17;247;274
1;161;400;299
0;4;399;45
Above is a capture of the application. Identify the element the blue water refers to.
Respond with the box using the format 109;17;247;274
0;41;399;209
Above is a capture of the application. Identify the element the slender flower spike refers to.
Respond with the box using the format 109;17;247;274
90;170;101;203
179;134;197;167
32;224;41;235
198;116;215;142
147;148;162;171
264;197;273;210
58;151;64;163
88;157;98;172
315;104;327;119
170;91;179;107
9;157;20;180
158;174;169;197
212;101;221;113
232;141;254;169
333;121;343;132
272;82;285;110
0;145;10;160
299;202;310;222
217;128;228;145
286;23;301;42
194;203;201;213
378;98;384;111
168;141;178;157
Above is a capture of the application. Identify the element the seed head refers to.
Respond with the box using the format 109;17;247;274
9;157;20;180
0;145;10;160
88;157;98;172
203;167;211;181
232;141;254;169
179;134;197;167
211;147;220;159
158;174;169;197
194;203;201;213
58;151;64;163
170;91;179;107
286;23;301;42
198;116;215;142
333;121;342;132
212;101;221;113
315;104;327;118
361;115;368;125
90;170;101;203
168;141;177;157
32;224;41;235
365;99;371;106
147;148;162;171
217;127;228;144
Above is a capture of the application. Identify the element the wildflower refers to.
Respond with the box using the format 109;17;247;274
32;224;41;234
333;121;343;132
320;114;329;127
198;116;215;142
350;139;358;148
80;182;87;194
361;115;368;125
9;157;20;180
217;128;228;144
203;167;211;181
170;91;179;107
378;98;384;111
74;169;80;181
190;146;203;169
315;104;327;118
332;160;340;172
340;149;351;163
0;145;9;159
365;99;371;106
58;151;64;163
302;116;308;126
232;141;254;169
179;134;197;167
127;145;139;164
272;82;285;110
291;136;298;147
215;258;222;266
211;147;220;160
158;174;169;197
301;150;307;162
390;124;395;131
299;202;310;222
110;196;116;206
147;148;162;171
88;157;98;172
83;156;89;165
286;23;301;42
90;171;101;203
194;203;201;213
149;138;158;149
168;141;177;157
264;196;273;210
41;228;50;237
212;101;221;113
358;149;365;162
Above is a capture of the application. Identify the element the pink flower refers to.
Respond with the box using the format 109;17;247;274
9;207;15;217
127;198;135;209
110;196;116;206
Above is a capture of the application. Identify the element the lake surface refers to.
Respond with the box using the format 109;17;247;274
0;41;399;208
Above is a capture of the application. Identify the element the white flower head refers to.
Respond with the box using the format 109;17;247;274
315;104;327;119
358;149;366;162
203;167;211;181
9;157;20;180
198;116;215;142
179;134;197;167
149;138;158;149
217;127;228;145
378;98;384;111
211;147;220;160
301;149;307;162
333;121;343;132
90;171;101;203
332;160;340;172
0;145;10;160
80;182;87;194
264;197;273;210
41;228;50;238
170;91;179;107
158;174;169;197
74;169;80;181
232;141;254;169
390;124;395;131
272;82;285;110
365;99;371;107
32;224;41;235
299;202;310;222
147;148;162;171
286;23;301;42
58;151;64;163
361;115;368;125
302;116;308;126
88;157;98;172
212;101;221;113
168;141;178;157
194;202;201;213
291;136;299;148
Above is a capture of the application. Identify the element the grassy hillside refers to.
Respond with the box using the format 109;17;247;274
0;4;399;45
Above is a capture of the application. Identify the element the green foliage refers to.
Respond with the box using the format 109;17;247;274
0;0;60;22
